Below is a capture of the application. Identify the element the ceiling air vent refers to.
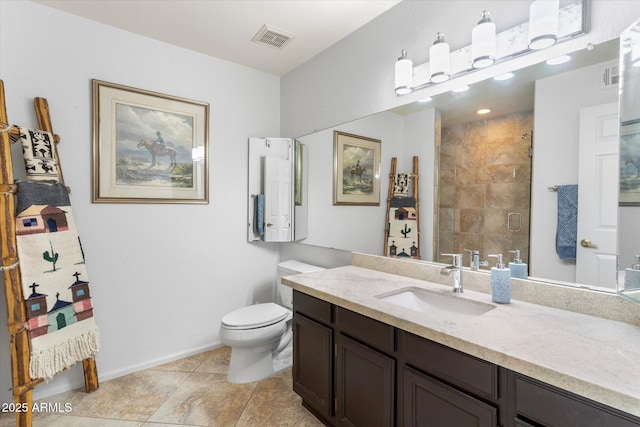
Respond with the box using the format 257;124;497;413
601;65;620;88
251;24;294;50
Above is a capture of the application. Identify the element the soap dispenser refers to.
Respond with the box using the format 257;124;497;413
508;250;528;279
624;255;640;291
488;254;511;304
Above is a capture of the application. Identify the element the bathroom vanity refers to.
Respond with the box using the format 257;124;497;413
282;254;640;427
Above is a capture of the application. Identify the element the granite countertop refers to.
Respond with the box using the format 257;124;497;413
282;265;640;418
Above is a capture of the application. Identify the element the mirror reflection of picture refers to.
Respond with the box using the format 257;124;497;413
333;131;381;206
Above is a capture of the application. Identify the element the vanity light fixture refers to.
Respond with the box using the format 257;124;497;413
395;49;413;95
430;33;451;83
472;11;496;68
393;1;584;96
477;108;491;115
528;0;559;50
546;54;571;65
494;72;515;81
418;97;433;103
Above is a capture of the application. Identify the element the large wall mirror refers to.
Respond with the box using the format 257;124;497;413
296;22;640;295
618;19;640;303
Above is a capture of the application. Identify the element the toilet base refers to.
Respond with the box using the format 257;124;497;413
226;341;293;384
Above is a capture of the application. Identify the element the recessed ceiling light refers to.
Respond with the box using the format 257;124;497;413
493;72;514;81
452;85;470;93
477;108;491;115
546;55;571;65
418;97;433;103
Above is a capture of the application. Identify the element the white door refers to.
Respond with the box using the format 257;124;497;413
576;102;619;288
264;156;293;242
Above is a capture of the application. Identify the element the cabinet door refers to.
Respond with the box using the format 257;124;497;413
404;366;498;427
293;313;333;420
336;334;395;427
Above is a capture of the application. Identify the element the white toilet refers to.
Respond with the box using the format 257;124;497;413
220;260;324;383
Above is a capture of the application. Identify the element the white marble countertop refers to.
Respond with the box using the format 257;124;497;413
282;265;640;418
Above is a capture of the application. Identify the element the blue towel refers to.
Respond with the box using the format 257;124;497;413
556;185;578;260
254;194;265;236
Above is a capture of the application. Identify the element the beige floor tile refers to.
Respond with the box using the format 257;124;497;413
67;369;191;422
0;349;325;427
142;423;202;427
152;351;211;373
236;370;324;427
147;372;256;427
194;346;231;375
44;415;144;426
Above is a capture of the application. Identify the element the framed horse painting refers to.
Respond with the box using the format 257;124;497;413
92;80;209;204
333;131;381;205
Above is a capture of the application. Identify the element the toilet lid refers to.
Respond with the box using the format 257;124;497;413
222;303;290;328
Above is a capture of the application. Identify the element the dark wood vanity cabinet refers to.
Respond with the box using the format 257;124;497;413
335;333;395;426
401;330;503;427
291;290;640;427
509;372;640;427
292;292;334;423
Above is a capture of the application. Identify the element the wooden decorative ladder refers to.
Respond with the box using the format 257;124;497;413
383;156;420;258
0;79;99;427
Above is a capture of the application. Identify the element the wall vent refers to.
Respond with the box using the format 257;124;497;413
251;24;294;50
601;65;620;88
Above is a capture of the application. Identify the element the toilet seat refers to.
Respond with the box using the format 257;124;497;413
222;303;291;330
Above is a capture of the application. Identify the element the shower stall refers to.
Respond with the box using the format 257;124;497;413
436;111;533;270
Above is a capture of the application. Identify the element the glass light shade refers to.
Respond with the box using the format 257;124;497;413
528;0;559;50
430;33;450;83
395;50;413;95
472;12;496;69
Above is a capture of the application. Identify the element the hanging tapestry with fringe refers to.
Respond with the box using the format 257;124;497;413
15;178;100;381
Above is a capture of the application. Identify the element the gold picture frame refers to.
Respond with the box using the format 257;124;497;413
333;131;381;205
92;79;209;204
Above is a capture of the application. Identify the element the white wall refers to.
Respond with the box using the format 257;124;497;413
531;60;618;282
0;1;281;402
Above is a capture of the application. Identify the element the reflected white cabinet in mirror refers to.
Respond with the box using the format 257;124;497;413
617;18;640;303
247;137;308;243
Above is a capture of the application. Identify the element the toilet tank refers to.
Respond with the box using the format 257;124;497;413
277;260;325;309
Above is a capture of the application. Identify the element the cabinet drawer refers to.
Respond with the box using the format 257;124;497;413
404;366;497;427
513;374;640;427
293;290;332;325
403;331;498;401
335;307;394;354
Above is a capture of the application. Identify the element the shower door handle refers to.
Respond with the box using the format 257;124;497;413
507;213;522;232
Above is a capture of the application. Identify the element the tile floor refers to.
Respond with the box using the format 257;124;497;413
0;346;324;426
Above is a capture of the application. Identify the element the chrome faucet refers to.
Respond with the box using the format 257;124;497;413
464;249;488;271
440;253;463;293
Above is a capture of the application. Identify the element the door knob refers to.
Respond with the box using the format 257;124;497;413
580;238;598;248
266;223;273;227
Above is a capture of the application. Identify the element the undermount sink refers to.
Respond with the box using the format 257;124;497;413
376;287;495;322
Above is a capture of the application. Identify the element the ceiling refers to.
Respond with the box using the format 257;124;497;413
33;0;401;76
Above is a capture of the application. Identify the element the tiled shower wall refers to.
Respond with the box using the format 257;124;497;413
437;111;533;268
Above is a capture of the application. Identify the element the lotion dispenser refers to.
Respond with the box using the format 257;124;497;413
508;249;528;279
488;254;511;304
